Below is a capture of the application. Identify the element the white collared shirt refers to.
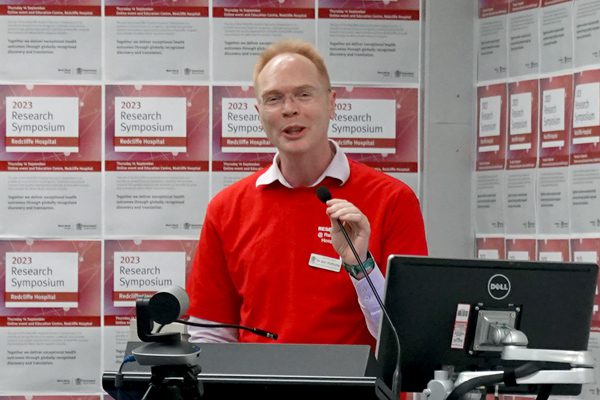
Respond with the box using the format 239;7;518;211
256;140;350;188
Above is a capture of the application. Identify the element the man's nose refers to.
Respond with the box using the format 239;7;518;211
281;95;299;116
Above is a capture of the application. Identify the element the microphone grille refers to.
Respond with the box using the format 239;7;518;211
316;186;332;203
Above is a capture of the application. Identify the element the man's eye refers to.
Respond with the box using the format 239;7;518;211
265;96;281;104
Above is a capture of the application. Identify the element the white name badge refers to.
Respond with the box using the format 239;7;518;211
308;253;342;273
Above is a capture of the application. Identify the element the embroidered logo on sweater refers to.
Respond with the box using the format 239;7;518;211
317;226;332;244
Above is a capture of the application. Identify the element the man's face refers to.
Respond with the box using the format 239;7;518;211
255;53;336;158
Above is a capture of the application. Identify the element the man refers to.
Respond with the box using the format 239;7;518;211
186;39;427;346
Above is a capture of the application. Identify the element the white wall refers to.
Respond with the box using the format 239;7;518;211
421;0;476;258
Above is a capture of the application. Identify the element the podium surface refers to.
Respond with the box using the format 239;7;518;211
103;342;380;399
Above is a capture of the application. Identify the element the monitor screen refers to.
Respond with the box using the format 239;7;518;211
376;256;598;394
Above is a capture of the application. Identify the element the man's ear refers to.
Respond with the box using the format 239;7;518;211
329;89;337;120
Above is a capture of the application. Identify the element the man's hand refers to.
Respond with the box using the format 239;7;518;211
324;198;371;265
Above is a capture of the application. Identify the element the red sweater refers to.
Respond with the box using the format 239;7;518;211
187;159;427;346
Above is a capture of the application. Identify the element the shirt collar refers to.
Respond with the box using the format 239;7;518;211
256;140;350;188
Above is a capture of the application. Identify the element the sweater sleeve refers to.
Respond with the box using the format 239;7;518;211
186;201;242;324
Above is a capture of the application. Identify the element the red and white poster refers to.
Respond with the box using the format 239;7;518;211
506;236;537;260
476;235;506;259
571;69;600;165
104;0;209;81
508;0;540;77
478;0;509;82
507;79;538;169
212;0;315;82
537;235;570;261
103;239;195;371
333;87;419;191
317;0;420;84
539;74;572;168
0;240;101;393
104;85;209;237
0;0;101;80
212;85;420;194
477;83;507;171
212;85;274;195
0;85;101;237
540;0;573;73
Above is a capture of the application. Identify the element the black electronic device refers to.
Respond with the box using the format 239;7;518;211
376;256;598;395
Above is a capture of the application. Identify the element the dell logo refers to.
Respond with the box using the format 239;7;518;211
488;274;511;300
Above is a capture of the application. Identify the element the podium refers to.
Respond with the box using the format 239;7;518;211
103;342;381;399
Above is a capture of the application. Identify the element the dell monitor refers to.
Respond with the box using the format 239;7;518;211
376;256;598;395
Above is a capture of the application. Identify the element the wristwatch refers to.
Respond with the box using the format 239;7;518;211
343;252;375;280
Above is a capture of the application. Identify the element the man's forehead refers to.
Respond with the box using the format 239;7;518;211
257;52;324;91
261;53;316;76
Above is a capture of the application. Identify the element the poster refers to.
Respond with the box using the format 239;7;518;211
104;0;209;81
212;0;315;82
536;235;570;261
508;0;540;77
537;74;572;234
574;0;600;68
212;85;420;195
0;85;101;238
103;239;195;372
540;0;573;73
504;170;536;234
333;86;420;192
211;85;274;195
507;79;538;169
570;164;600;232
104;85;209;237
478;0;509;82
0;240;101;393
317;0;420;84
0;0;101;80
571;69;600;165
537;167;570;233
539;74;572;168
475;235;506;259
505;235;537;260
474;171;506;234
477;83;507;171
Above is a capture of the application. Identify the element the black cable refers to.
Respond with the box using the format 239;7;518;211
336;219;403;400
176;318;278;340
446;362;544;400
316;186;403;399
536;384;553;400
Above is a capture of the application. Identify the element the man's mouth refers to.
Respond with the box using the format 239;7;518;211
282;125;305;136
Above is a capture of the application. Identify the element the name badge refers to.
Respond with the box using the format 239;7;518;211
308;253;342;273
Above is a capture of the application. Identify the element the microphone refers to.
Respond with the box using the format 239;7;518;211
178;318;278;340
138;286;279;341
316;186;402;400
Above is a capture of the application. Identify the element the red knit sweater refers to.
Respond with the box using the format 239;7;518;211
187;159;427;346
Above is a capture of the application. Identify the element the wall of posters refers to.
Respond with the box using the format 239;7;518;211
0;0;423;397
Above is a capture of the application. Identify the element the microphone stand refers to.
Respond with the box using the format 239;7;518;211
335;219;402;400
316;186;402;400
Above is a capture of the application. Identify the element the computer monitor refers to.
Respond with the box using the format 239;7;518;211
376;256;598;394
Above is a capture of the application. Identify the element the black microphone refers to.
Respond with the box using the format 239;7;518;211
138;286;278;341
177;318;278;340
316;186;402;400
